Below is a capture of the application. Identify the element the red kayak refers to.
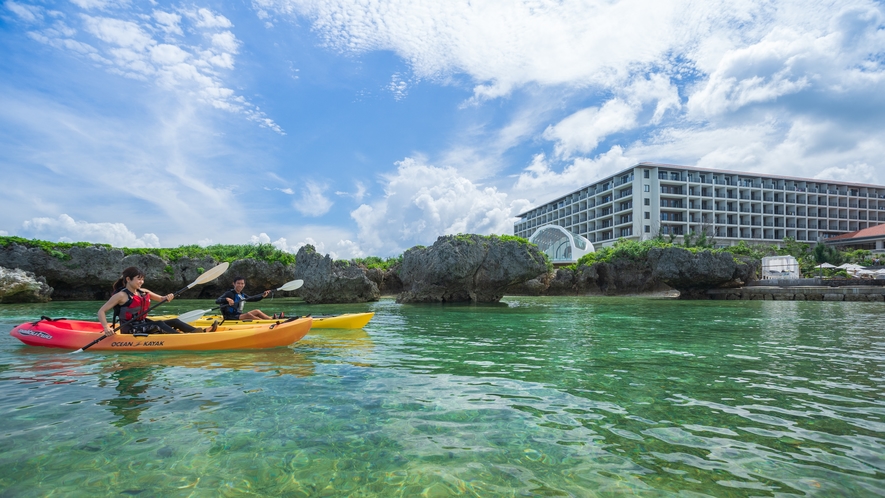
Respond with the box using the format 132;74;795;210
10;316;313;351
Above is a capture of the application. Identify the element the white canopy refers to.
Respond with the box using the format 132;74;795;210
816;262;837;268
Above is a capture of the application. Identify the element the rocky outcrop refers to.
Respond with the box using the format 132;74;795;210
0;266;53;303
365;267;404;295
294;245;380;303
397;234;549;303
647;247;757;298
0;243;295;300
508;246;757;298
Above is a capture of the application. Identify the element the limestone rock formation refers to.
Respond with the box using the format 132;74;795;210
508;246;757;298
397;234;549;303
294;245;380;304
365;267;404;296
0;266;53;303
0;242;290;300
647;247;757;298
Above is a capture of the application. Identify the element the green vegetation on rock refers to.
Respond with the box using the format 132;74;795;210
351;255;403;270
0;236;295;265
568;235;873;279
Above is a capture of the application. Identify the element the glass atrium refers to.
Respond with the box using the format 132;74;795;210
529;225;595;264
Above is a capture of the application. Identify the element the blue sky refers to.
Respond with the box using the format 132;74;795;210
2;0;884;258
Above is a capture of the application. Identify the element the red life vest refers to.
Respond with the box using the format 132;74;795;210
115;288;150;322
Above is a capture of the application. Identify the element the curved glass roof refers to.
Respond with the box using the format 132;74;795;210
529;225;595;263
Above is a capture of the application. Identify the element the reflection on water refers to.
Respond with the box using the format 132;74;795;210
1;298;884;496
100;364;156;427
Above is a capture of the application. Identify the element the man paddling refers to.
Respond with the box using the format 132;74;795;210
215;277;277;321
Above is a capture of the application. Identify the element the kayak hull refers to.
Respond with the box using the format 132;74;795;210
160;312;374;329
9;317;313;351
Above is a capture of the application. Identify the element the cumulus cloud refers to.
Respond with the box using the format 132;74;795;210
20;214;161;248
543;99;637;158
248;232;362;259
24;3;281;133
254;0;688;100
258;0;885;187
350;157;526;255
512;148;636;204
294;181;333;216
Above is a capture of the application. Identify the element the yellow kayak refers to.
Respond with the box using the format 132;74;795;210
156;312;374;329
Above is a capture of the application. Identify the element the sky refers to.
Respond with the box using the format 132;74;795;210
1;0;884;259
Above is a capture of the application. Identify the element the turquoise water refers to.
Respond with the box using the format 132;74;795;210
1;297;884;497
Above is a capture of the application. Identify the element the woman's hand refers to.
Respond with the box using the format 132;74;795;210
165;293;174;302
103;327;116;337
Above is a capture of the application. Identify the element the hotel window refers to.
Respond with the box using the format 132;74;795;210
644;198;650;206
644;225;650;233
644;212;650;219
644;170;650;179
644;185;650;192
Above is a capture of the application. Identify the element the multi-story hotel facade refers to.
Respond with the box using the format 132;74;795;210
513;162;885;249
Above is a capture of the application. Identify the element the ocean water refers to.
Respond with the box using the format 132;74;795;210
0;296;883;497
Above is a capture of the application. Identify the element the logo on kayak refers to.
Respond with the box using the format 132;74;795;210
111;341;164;347
19;329;53;340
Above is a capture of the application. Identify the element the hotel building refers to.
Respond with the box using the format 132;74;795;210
513;162;885;249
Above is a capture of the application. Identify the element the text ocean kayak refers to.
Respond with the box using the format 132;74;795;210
9;317;313;351
165;312;374;329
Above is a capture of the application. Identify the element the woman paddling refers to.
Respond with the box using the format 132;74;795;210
98;267;218;336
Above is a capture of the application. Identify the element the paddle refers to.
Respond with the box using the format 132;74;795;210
176;279;304;323
72;262;231;353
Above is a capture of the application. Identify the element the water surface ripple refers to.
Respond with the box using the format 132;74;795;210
1;297;883;496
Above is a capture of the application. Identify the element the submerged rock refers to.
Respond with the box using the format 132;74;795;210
0;266;53;303
397;234;549;303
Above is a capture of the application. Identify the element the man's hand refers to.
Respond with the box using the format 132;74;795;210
226;297;235;305
262;290;271;297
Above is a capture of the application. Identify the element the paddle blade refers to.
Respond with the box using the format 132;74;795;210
188;262;230;288
276;279;304;291
177;308;213;323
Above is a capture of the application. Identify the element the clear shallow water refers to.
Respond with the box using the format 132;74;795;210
1;297;884;497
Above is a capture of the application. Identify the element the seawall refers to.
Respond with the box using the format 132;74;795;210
707;286;885;301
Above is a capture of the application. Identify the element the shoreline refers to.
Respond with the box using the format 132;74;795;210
708;285;885;301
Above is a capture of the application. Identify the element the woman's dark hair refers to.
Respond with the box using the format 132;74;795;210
113;267;145;293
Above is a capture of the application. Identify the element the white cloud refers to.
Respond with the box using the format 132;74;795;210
248;232;362;260
70;0;117;9
512;148;636;205
294;181;333;216
5;0;43;23
542;99;637;158
335;181;367;201
387;73;408;101
188;7;233;29
153;10;183;36
814;163;878;184
210;31;239;53
26;4;281;133
20;214;161;248
254;0;687;100
350;157;525;255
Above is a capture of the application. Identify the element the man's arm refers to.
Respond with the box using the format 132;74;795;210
216;290;235;305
